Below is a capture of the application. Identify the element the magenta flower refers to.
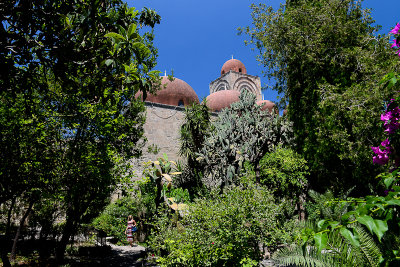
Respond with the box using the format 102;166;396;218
384;122;400;134
371;138;393;165
381;138;390;147
381;111;393;122
391;39;399;48
390;23;400;35
373;153;390;165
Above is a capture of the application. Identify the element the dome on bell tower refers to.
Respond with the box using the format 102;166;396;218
221;58;247;76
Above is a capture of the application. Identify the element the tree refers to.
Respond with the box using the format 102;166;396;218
240;0;400;194
178;101;213;191
0;0;160;262
198;91;292;188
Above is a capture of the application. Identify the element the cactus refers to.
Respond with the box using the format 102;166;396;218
197;90;293;188
143;153;190;214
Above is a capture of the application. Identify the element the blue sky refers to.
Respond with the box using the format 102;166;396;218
128;0;399;104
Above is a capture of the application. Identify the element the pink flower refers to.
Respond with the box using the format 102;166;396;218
212;242;214;245
373;153;389;165
381;138;390;147
381;111;393;122
390;23;400;35
384;122;400;134
391;39;399;48
371;138;393;166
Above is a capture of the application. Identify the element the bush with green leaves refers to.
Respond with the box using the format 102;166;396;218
259;146;308;199
148;183;298;266
92;196;139;245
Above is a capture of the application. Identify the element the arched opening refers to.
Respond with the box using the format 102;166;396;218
178;100;184;106
221;70;225;75
239;68;242;73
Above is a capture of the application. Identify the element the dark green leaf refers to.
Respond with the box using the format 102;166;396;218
358;215;388;241
314;232;328;252
340;227;360;247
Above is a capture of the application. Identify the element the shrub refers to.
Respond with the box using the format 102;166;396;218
259;146;309;199
92;196;139;245
148;183;297;266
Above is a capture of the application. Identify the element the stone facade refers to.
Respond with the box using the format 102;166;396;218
209;71;262;101
131;59;263;179
130;102;186;178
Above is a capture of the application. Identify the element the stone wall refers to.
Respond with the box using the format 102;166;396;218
130;102;186;179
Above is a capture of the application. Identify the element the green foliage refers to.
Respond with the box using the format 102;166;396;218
149;184;296;266
259;146;308;198
274;224;383;267
92;197;138;245
240;0;400;194
306;188;354;222
163;185;191;204
294;170;400;265
178;101;213;192
0;0;161;260
198;90;293;188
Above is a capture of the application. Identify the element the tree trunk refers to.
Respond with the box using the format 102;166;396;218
1;197;16;267
0;234;11;267
155;176;162;209
297;192;306;221
10;200;34;261
6;197;16;237
55;212;76;263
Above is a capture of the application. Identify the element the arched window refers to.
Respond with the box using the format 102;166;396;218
178;100;184;106
239;68;242;73
222;70;225;75
216;85;225;91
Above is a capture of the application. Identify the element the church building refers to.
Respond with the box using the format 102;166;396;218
132;58;276;176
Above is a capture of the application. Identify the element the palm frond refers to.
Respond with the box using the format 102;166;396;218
273;228;370;267
354;224;382;267
273;245;333;267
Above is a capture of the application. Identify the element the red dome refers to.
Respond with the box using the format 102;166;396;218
137;76;199;106
205;90;240;112
221;59;247;76
256;100;277;113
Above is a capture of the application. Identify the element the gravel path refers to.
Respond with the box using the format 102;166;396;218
101;243;156;267
102;244;279;267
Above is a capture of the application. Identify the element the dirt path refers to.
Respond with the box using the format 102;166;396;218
100;243;156;267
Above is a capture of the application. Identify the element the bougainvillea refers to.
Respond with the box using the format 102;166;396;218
390;23;400;57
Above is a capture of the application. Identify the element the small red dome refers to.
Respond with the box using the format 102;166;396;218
206;90;240;112
256;100;277;113
137;76;199;106
221;59;247;76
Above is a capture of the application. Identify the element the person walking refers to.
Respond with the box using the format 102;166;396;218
125;215;137;247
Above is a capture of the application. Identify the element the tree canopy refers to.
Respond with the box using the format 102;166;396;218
240;0;400;194
0;0;160;262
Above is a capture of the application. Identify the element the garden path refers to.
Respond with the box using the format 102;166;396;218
101;243;157;266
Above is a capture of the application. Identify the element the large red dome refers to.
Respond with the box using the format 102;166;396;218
256;100;277;113
205;90;240;112
137;76;199;106
221;59;247;76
